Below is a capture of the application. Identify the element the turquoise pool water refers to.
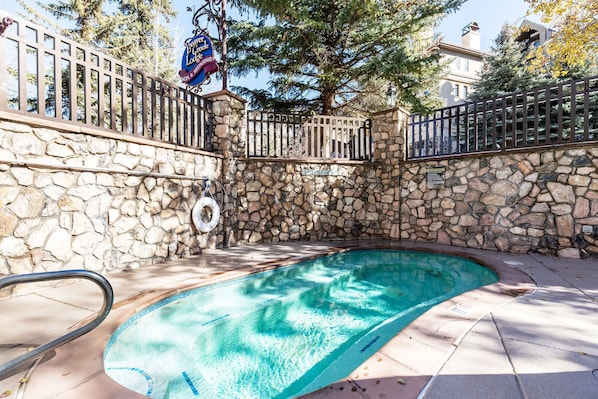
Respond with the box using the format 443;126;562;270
104;249;498;399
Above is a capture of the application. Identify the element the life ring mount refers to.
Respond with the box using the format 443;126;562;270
192;196;220;233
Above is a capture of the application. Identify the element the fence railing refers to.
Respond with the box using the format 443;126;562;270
407;75;598;159
0;11;213;151
247;111;373;161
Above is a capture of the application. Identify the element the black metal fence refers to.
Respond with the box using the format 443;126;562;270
0;11;213;151
408;75;598;159
247;111;373;161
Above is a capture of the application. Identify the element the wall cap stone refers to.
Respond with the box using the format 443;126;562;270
204;89;248;104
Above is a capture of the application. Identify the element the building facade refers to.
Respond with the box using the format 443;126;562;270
516;18;555;53
438;21;485;107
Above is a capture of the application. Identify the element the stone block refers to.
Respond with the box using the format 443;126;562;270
480;214;495;226
551;204;572;215
568;175;591;186
459;214;478;227
555;215;574;237
481;193;506;206
515;213;546;228
547;182;575;204
557;248;580;258
0;211;18;237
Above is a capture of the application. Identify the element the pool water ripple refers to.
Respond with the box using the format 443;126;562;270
104;249;498;399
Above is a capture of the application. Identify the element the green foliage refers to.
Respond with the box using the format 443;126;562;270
471;24;546;101
16;0;178;81
104;0;178;81
228;0;465;115
525;0;598;78
472;23;597;101
17;0;109;43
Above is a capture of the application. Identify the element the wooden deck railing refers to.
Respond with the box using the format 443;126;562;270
407;75;598;159
0;11;213;151
247;111;373;161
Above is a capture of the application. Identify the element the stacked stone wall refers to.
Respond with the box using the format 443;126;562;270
0;118;225;276
205;91;247;248
232;108;404;245
399;147;598;259
2;88;596;280
234;160;398;243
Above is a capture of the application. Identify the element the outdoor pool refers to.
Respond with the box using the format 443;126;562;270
103;249;498;399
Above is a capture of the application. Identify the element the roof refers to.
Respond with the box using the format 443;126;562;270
438;41;486;59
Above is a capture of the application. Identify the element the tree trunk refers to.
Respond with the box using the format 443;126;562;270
322;90;335;115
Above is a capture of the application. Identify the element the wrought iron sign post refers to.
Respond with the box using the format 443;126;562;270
0;17;14;37
180;0;228;91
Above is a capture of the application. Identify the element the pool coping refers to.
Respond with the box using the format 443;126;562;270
10;240;536;399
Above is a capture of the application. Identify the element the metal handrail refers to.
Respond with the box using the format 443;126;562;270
0;270;113;378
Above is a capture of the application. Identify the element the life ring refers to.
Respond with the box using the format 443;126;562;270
192;196;220;233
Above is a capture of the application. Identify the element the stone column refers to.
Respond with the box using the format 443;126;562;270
204;90;247;247
370;107;409;239
373;107;407;161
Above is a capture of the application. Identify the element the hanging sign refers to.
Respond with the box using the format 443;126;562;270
179;34;219;87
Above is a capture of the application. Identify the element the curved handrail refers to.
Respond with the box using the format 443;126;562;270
0;270;114;378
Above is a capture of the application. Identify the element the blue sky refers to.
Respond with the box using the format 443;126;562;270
187;0;537;91
437;0;537;51
2;0;539;91
172;0;537;91
170;0;535;51
1;0;537;51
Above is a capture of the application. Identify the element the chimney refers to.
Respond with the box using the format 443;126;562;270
461;21;481;50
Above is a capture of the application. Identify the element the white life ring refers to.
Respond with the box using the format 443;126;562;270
192;196;220;233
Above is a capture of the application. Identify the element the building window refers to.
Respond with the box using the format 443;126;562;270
453;84;459;97
463;85;468;99
455;57;460;70
464;58;469;72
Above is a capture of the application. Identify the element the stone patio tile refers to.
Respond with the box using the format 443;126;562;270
493;301;598;356
504;340;598;399
437;317;515;375
424;374;522;399
0;293;94;346
422;315;524;399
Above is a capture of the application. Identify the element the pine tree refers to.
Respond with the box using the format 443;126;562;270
16;0;110;45
16;0;178;81
471;24;547;101
105;0;178;81
228;0;464;114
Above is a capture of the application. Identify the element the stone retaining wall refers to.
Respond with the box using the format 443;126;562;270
234;160;394;242
2;89;596;280
0;117;224;276
399;146;598;259
232;108;406;244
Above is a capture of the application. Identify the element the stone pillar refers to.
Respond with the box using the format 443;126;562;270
204;90;247;248
371;107;407;162
371;107;409;239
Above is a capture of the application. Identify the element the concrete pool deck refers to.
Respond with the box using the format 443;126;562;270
1;240;597;399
